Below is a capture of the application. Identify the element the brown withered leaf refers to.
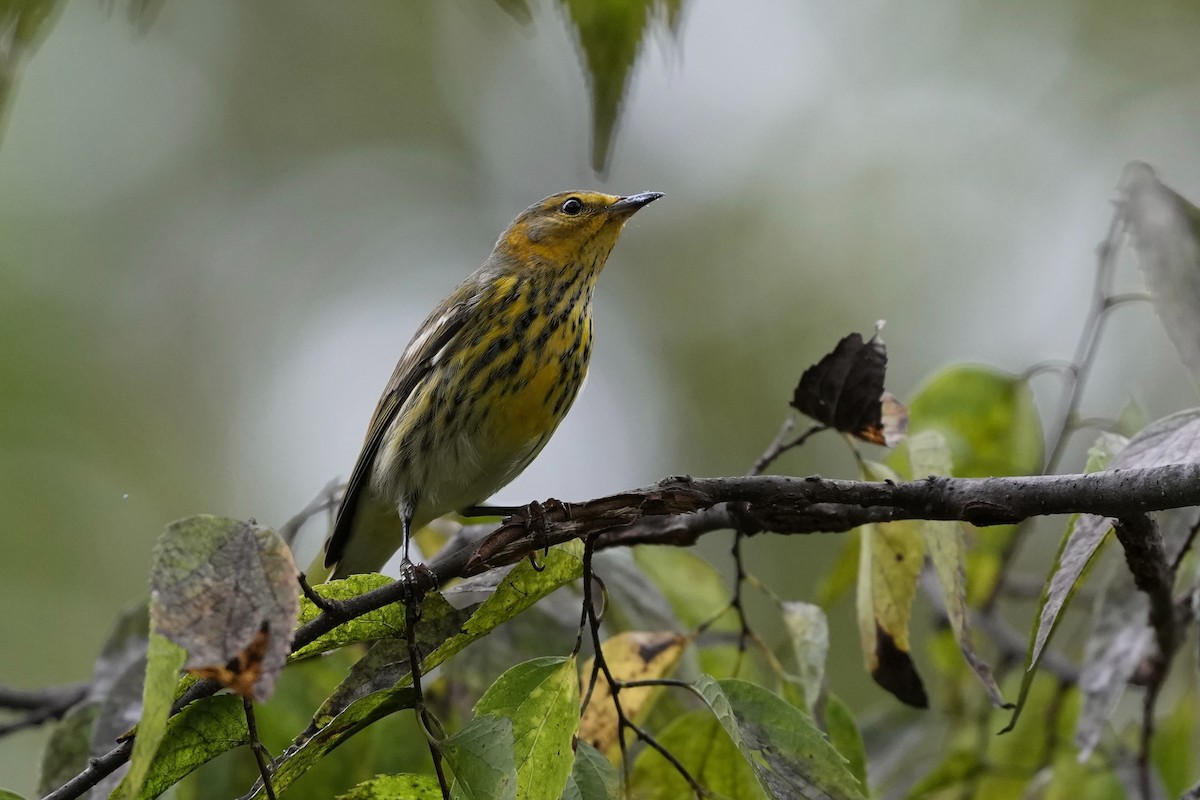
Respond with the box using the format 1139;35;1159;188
150;515;300;701
793;331;903;446
188;624;271;700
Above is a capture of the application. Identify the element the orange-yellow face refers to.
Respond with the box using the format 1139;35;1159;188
496;190;663;268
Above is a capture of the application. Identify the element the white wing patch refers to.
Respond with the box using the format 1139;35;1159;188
403;307;457;363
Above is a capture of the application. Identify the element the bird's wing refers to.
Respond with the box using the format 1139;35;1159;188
323;284;480;570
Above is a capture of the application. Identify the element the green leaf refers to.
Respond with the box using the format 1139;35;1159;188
473;657;579;800
630;710;764;800
1152;687;1198;797
113;633;187;800
131;694;248;799
696;676;867;800
905;366;1029;607
906;364;1043;478
0;790;28;800
36;702;99;796
0;0;62;126
633;545;734;629
312;592;474;728
823;695;867;795
149;515;299;701
292;574;404;659
251;686;419;798
633;544;741;677
336;773;444;799
905;749;981;798
171;649;373;800
815;530;860;608
591;549;678;633
38;603;151;797
907;430;1004;707
253;548;583;797
444;715;517;800
563;742;619;800
559;0;682;172
424;546;584;668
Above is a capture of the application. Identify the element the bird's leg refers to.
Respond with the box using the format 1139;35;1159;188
398;503;433;606
524;500;551;571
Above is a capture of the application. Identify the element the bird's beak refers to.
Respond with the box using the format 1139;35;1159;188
609;191;665;215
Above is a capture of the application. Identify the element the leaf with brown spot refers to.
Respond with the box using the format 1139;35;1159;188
149;515;300;702
187;624;271;700
579;631;686;755
792;331;905;446
854;464;927;707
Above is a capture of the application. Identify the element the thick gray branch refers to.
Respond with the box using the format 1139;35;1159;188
467;463;1200;568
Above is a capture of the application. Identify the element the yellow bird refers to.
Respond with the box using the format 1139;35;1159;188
323;190;663;580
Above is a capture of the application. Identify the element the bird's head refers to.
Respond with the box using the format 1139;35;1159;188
494;190;663;272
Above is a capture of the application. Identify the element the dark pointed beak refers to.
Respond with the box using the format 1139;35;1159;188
609;191;664;215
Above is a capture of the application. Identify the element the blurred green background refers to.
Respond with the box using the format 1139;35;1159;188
4;0;1200;793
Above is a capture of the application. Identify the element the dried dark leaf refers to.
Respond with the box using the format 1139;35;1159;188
793;332;898;446
871;626;928;708
150;515;300;701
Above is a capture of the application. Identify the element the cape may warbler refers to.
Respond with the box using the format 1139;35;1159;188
323;190;663;579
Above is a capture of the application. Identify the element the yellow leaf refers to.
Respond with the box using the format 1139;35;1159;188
579;631;686;756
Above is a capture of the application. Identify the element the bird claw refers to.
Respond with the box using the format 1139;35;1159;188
398;558;434;608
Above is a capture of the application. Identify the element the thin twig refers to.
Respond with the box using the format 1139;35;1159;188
579;537;705;798
243;698;277;800
750;416;795;475
278;477;343;548
1169;511;1200;575
0;682;89;737
405;598;450;800
749;417;827;476
1138;679;1163;800
1045;207;1127;473
984;208;1127;612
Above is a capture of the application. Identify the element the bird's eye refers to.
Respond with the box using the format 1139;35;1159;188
560;197;583;216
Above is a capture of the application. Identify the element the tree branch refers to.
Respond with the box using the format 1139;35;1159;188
45;462;1200;799
0;682;90;736
475;464;1200;566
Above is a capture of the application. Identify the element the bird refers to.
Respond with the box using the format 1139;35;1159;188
321;190;663;580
